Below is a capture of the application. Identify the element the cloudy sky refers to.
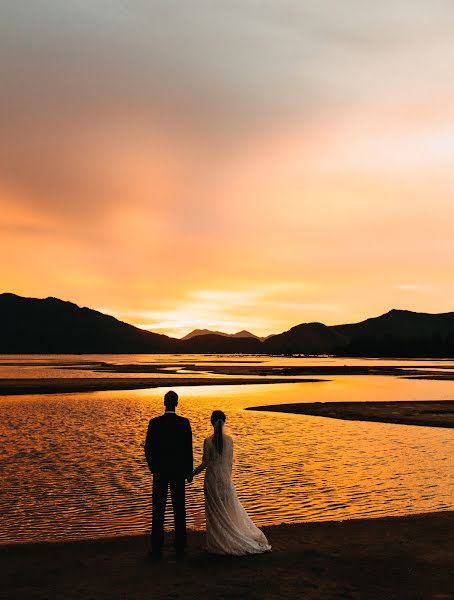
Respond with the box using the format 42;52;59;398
1;1;454;336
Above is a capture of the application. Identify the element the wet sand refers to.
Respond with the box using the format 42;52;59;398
2;360;454;396
0;376;317;396
85;362;454;380
247;400;454;428
1;512;452;600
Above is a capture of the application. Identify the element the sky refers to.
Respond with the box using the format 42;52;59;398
1;1;454;337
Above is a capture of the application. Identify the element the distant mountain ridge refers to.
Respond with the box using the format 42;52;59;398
1;292;454;356
181;329;264;341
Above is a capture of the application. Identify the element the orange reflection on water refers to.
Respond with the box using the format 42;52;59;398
1;356;454;543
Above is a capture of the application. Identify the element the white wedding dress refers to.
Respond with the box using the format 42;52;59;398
193;433;271;555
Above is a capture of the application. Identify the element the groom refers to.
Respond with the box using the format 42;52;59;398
144;390;193;558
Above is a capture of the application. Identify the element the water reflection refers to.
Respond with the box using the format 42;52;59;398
1;376;453;544
2;354;454;380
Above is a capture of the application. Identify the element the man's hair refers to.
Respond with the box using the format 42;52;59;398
164;390;178;409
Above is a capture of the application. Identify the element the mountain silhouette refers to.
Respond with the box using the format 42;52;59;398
181;329;263;341
233;330;263;340
332;309;454;357
334;308;454;338
263;322;349;355
0;293;179;353
1;293;454;356
180;333;262;353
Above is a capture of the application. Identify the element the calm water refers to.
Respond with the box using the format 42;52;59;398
1;355;453;544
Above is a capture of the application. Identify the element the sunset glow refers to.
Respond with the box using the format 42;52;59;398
1;2;453;337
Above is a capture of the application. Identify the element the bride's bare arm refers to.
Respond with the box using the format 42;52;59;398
191;439;209;477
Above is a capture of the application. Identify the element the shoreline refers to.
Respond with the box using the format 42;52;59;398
0;376;320;396
2;511;453;599
247;400;454;428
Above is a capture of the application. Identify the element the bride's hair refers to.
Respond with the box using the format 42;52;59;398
211;410;226;455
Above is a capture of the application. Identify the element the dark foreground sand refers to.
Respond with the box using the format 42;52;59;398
0;376;316;396
247;400;454;428
1;512;453;600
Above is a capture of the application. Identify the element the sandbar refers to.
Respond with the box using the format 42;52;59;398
247;400;454;428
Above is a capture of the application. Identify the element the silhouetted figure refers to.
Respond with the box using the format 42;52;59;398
144;391;193;558
191;410;271;555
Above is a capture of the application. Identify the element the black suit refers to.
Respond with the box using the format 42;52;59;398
144;412;193;553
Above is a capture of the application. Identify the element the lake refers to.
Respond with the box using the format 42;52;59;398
1;355;453;544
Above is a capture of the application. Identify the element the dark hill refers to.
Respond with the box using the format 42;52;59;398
263;322;348;355
334;308;454;337
1;293;454;356
180;333;262;353
0;293;180;353
333;309;454;357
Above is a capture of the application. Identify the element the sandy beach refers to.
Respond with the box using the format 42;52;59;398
1;512;453;600
248;400;454;428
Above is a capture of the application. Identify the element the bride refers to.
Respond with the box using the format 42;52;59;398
190;410;271;555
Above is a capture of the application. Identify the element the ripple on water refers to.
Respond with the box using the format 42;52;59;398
1;375;454;543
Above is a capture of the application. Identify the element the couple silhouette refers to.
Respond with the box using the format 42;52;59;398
144;390;271;558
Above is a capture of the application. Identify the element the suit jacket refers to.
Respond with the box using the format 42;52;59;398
144;413;193;477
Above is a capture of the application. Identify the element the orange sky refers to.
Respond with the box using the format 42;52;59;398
1;2;454;337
